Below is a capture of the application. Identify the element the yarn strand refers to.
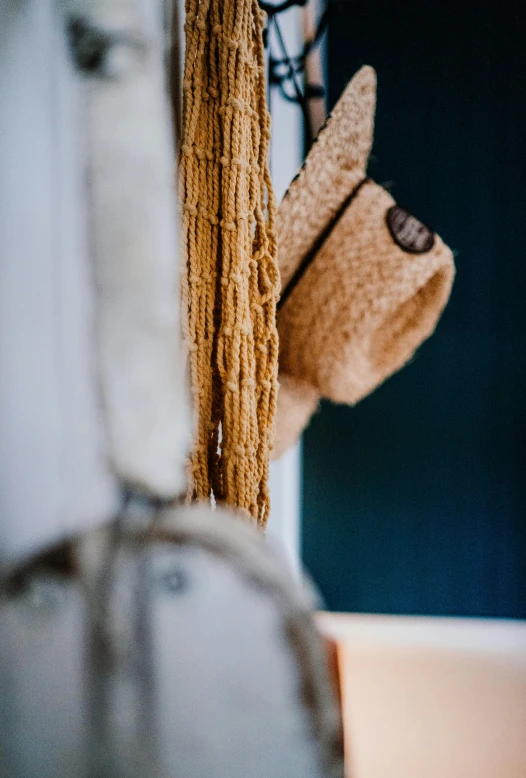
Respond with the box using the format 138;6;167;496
181;0;279;527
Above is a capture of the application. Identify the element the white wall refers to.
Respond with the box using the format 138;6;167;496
265;7;304;576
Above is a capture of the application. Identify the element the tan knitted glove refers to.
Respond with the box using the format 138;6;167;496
273;66;455;459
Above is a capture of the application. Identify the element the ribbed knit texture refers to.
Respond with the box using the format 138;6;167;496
180;0;279;527
278;181;455;402
272;67;455;459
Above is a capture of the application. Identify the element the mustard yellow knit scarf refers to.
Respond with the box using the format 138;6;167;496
180;0;279;527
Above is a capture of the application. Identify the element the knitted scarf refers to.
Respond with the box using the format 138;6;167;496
180;0;279;527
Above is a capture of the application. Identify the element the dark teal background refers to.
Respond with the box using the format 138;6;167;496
301;0;526;618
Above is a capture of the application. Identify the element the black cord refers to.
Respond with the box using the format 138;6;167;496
262;1;328;112
271;6;328;72
260;0;328;154
278;178;370;311
271;14;310;122
259;0;307;16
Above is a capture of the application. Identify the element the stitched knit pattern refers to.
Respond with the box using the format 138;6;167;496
278;180;455;403
277;67;377;293
180;0;279;527
272;66;455;459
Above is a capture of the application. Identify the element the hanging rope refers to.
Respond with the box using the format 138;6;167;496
180;0;279;528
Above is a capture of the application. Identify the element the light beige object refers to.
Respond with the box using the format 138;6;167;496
1;506;345;778
78;0;190;496
317;612;526;778
273;66;455;459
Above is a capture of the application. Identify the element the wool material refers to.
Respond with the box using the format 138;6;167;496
180;0;279;527
272;67;455;459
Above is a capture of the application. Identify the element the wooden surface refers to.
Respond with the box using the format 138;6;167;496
317;613;526;778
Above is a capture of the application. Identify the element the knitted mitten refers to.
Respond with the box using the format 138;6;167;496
273;66;455;459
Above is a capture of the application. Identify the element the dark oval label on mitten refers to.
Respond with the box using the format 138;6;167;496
386;205;435;254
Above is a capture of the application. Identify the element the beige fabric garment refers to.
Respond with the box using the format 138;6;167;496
79;0;190;497
0;0;119;565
